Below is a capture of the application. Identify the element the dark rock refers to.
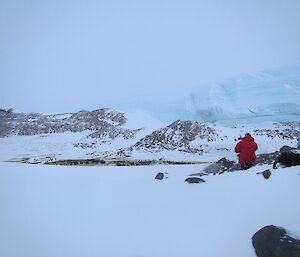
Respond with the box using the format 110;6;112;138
273;151;300;169
256;170;271;179
261;170;272;179
280;145;296;153
185;177;205;183
252;225;300;257
256;152;280;165
155;172;164;180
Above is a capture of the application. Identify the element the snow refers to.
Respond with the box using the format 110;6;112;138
123;111;167;132
1;63;299;257
0;131;92;162
0;119;297;163
0;162;299;257
0;111;167;162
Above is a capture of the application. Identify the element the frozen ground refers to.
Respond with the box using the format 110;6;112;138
0;162;299;257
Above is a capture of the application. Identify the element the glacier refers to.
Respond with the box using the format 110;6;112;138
111;64;300;124
185;64;300;123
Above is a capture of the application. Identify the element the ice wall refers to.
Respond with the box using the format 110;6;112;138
111;64;300;124
185;64;300;123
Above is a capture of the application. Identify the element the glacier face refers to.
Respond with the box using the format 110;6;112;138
110;64;300;124
184;64;300;123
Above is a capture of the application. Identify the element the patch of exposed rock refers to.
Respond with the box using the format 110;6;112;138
130;120;222;154
252;225;300;257
254;122;300;148
0;108;141;141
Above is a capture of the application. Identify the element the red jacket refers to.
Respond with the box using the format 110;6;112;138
235;135;258;165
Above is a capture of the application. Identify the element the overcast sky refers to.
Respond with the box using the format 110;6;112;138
1;0;300;113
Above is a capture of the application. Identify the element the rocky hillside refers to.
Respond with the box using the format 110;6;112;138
125;120;222;154
1;108;300;162
253;121;300;145
0;108;139;140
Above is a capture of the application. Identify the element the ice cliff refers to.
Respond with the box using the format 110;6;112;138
185;64;300;123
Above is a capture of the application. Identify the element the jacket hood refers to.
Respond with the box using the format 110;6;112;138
242;135;255;142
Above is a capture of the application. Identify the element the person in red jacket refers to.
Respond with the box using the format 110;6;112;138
235;133;258;169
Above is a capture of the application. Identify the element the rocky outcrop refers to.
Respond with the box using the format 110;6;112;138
0;108;140;141
130;120;221;154
252;225;300;257
256;152;281;165
273;151;300;169
254;122;300;148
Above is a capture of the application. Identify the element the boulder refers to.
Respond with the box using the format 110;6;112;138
185;177;205;183
261;170;272;179
155;172;164;180
273;151;300;169
256;152;280;165
252;225;300;257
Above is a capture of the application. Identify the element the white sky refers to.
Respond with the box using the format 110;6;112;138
1;0;300;113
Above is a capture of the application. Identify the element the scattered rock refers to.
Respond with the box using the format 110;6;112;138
252;225;300;257
0;108;137;140
254;122;300;142
132;120;222;154
256;170;272;179
155;172;164;180
185;177;205;183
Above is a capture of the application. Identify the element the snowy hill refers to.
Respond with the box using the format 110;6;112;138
0;108;136;138
127;120;222;154
0;107;299;163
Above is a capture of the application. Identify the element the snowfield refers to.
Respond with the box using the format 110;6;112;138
0;162;299;257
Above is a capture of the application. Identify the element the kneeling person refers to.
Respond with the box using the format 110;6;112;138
235;133;258;170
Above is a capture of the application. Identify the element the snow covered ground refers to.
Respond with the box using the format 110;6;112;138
0;120;297;163
0;162;299;257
